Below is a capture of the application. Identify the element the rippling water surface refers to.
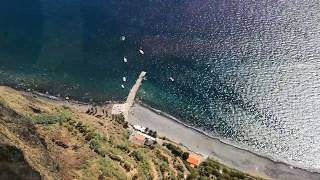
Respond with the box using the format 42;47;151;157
1;0;320;170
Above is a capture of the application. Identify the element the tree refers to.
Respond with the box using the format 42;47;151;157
123;122;129;128
182;152;190;160
152;131;158;138
148;130;153;136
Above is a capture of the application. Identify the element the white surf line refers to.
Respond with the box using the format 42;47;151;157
123;71;147;121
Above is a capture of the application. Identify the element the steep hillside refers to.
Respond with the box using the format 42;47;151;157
0;86;262;180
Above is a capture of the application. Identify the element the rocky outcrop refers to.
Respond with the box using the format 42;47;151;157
0;144;41;180
0;104;61;179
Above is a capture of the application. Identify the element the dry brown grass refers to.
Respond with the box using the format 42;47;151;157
0;86;187;180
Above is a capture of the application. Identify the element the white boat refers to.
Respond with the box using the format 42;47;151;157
121;36;126;41
123;77;127;82
123;57;128;63
139;49;144;55
121;84;125;89
170;77;175;82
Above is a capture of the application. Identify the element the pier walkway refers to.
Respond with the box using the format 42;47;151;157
112;71;146;121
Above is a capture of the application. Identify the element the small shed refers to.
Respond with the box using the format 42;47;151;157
130;133;146;145
187;154;201;168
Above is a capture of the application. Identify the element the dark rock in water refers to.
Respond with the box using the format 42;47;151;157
0;144;41;180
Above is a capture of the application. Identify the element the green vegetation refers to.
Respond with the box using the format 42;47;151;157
117;144;130;153
98;157;127;180
182;152;190;160
163;142;183;157
89;134;102;154
32;109;72;125
132;149;145;161
29;107;264;180
187;159;263;180
0;87;266;180
131;149;152;179
112;114;125;124
144;128;158;138
155;150;169;163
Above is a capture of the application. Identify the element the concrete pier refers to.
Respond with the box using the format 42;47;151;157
113;71;146;121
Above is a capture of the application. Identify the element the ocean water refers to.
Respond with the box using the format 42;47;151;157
1;0;320;171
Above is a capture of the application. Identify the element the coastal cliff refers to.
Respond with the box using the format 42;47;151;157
0;86;262;179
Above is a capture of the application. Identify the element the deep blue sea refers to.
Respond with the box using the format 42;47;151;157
1;0;320;170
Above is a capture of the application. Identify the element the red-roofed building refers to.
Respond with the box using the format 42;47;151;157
130;133;146;145
187;154;201;168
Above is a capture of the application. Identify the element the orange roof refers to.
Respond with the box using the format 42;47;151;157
187;154;200;166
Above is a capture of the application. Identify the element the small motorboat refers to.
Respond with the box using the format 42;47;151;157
123;77;127;82
121;36;126;41
121;84;125;89
123;57;128;63
139;49;144;55
170;77;175;82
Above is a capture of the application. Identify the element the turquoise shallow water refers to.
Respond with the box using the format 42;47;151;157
1;0;320;170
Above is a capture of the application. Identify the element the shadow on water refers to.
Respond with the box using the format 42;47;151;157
0;145;41;180
0;0;44;66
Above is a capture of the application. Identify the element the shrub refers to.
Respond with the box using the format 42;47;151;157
132;150;151;178
123;121;129;128
187;169;199;180
152;131;158;138
113;114;125;125
117;144;130;153
85;132;96;141
109;154;123;162
123;161;131;172
156;150;168;163
194;159;262;180
132;150;145;161
98;158;126;180
75;121;83;128
175;163;184;172
33;109;72;125
165;143;183;157
182;152;190;160
68;119;76;125
89;134;103;155
147;130;153;136
159;162;168;173
66;124;73;132
177;172;184;179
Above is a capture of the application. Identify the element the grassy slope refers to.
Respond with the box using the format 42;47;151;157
0;86;263;180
